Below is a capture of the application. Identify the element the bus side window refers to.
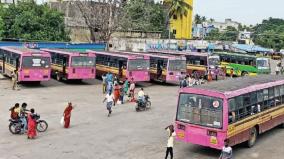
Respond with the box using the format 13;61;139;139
274;86;281;106
263;89;269;110
228;98;236;124
243;93;251;118
257;90;264;112
150;59;155;68
268;87;275;107
280;85;284;104
235;96;243;120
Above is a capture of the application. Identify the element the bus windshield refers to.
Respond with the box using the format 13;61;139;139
177;93;223;129
208;57;220;66
22;56;50;68
168;60;186;71
128;59;149;71
256;58;269;69
71;56;96;67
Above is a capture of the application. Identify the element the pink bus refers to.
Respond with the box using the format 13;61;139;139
175;75;284;149
41;49;96;81
87;50;150;82
117;51;186;83
0;47;51;82
149;50;225;79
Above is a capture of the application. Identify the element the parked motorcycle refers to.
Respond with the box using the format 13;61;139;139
9;114;48;134
136;95;151;112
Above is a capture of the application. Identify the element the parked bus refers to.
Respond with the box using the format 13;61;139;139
148;50;224;79
116;51;187;83
214;52;271;76
87;50;150;82
0;47;51;82
41;49;96;81
175;75;284;149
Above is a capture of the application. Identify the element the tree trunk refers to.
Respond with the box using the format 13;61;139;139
105;1;113;51
90;28;96;43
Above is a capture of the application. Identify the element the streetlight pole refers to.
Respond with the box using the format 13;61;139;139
168;20;171;51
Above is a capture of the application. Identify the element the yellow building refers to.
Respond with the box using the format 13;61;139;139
169;0;193;39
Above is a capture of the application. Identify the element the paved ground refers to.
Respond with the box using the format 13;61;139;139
0;75;284;159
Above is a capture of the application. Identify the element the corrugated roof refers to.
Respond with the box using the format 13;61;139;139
232;44;272;53
193;75;284;93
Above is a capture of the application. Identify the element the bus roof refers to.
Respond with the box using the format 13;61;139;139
214;52;257;58
184;75;284;98
41;49;85;55
148;50;208;57
87;50;149;59
114;51;186;60
0;46;44;54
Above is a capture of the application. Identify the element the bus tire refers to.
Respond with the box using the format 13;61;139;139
56;74;62;81
241;71;248;76
280;123;284;128
247;127;258;148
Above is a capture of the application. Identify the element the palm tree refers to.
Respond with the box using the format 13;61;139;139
201;16;206;22
194;14;201;24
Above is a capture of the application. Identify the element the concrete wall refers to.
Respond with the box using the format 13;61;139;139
67;26;91;43
109;38;212;52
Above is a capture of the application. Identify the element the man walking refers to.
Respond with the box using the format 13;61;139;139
103;92;115;117
11;70;19;90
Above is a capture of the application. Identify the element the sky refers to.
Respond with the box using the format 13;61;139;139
193;0;284;25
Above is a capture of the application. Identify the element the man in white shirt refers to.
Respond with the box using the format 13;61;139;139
138;88;145;103
103;92;114;117
219;139;233;159
165;125;176;159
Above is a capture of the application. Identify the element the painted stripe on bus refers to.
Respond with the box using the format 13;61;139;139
0;60;16;72
227;105;284;138
96;64;119;74
187;65;206;71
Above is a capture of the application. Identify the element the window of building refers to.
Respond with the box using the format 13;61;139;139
173;29;177;34
173;15;177;20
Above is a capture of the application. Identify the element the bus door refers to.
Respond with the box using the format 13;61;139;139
62;57;67;74
0;54;4;73
15;58;19;71
118;60;123;78
157;60;163;79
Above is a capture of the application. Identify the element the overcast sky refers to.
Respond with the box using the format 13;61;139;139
193;0;284;25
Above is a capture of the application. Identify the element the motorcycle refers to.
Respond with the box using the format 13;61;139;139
9;114;48;134
136;95;151;112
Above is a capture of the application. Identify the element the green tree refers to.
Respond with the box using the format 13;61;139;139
120;0;166;32
1;0;70;41
205;28;221;40
220;26;239;41
194;14;201;24
253;18;284;51
209;18;214;23
206;26;238;41
201;16;206;23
